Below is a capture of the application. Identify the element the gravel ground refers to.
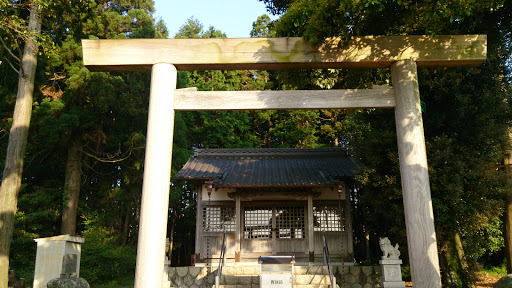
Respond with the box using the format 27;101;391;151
401;273;502;287
475;272;502;288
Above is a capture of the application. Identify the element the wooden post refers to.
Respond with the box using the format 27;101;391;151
195;186;203;262
391;59;441;288
134;63;176;288
344;189;354;260
307;193;314;263
235;194;241;262
272;207;277;255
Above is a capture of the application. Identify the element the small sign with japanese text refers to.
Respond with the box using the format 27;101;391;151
260;274;292;288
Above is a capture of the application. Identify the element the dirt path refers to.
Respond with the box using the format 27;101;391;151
403;273;502;287
475;273;502;288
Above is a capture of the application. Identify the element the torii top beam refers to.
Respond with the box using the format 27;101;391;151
82;35;486;72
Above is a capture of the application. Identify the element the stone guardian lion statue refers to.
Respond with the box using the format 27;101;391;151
379;237;400;259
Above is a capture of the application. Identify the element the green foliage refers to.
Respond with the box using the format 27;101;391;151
401;266;410;280
261;0;508;45
250;14;276;37
478;262;507;277
9;230;37;284
175;17;226;39
421;65;509;275
175;17;203;38
481;218;505;256
79;222;136;285
9;184;63;284
258;0;290;15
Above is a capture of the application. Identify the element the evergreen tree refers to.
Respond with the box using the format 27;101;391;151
0;2;42;286
250;14;276;38
1;0;166;283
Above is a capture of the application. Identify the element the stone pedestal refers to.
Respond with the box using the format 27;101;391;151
33;235;84;288
379;259;405;288
46;275;90;288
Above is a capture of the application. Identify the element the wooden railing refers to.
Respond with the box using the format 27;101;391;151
322;231;336;288
215;231;227;288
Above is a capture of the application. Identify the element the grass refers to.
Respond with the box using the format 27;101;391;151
93;274;134;288
477;263;507;277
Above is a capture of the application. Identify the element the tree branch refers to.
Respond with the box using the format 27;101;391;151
82;145;143;163
24;148;49;170
4;57;20;74
0;37;20;63
81;160;116;176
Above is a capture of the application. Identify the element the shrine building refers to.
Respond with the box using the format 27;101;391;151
175;147;357;265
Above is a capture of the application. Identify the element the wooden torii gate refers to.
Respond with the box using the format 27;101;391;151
82;35;487;288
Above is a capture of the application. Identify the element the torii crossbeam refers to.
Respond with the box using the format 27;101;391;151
82;35;487;288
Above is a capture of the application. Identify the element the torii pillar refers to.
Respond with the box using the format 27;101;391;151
392;59;441;285
135;63;176;288
82;35;486;288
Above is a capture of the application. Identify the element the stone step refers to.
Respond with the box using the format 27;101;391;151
168;275;334;287
217;275;333;285
218;285;258;288
209;265;333;276
219;266;260;275
294;286;333;288
219;275;259;285
215;286;333;288
166;266;347;288
295;274;331;285
295;266;330;275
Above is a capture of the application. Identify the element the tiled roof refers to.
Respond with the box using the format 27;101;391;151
174;148;358;187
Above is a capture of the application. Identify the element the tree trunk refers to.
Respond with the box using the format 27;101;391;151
450;231;471;287
364;226;370;261
122;204;131;246
454;231;469;272
504;149;512;273
168;211;177;266
505;193;512;273
60;137;82;235
439;248;452;286
0;4;41;288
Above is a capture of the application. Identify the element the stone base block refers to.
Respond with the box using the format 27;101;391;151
381;281;406;288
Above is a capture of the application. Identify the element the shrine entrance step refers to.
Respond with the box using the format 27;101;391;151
166;265;349;288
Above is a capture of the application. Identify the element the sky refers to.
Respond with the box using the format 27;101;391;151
153;0;278;38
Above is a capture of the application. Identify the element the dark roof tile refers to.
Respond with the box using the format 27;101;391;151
175;148;358;187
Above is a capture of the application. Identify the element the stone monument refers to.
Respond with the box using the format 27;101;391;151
379;237;406;288
33;235;85;288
